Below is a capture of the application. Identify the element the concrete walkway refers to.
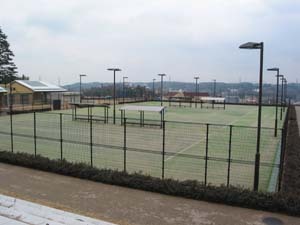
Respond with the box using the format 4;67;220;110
0;163;299;225
0;194;115;225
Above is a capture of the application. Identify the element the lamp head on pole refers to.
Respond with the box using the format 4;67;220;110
239;42;263;50
194;76;199;80
79;74;87;78
107;68;121;72
158;74;166;77
267;68;279;72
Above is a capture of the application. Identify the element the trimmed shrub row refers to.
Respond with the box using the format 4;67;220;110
0;151;299;216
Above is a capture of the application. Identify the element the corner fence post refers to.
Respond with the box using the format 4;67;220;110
10;111;13;153
123;117;127;172
162;120;166;179
34;112;37;157
205;123;209;186
227;125;232;187
90;115;93;167
60;113;63;160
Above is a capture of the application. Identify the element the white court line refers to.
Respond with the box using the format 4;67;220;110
165;108;257;163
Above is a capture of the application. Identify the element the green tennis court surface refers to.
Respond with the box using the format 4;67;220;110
0;102;285;192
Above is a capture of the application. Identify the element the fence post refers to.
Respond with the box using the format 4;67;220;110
90;115;93;167
33;112;37;157
227;125;232;187
162;120;166;179
123;117;127;172
60;113;63;160
10;112;13;153
205;123;209;186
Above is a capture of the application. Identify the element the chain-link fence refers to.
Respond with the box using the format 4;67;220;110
0;110;286;192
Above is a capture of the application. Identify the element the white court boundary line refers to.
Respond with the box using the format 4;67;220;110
165;107;257;163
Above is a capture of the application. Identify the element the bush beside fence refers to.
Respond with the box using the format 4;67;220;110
0;151;299;216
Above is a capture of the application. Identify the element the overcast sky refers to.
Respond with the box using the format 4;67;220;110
0;0;299;85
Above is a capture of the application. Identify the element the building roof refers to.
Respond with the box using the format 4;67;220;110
200;97;225;102
15;80;66;92
0;86;7;93
167;91;209;98
120;105;166;112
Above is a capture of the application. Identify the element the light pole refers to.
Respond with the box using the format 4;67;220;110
194;76;199;108
152;78;156;100
212;79;216;97
79;74;87;103
280;75;284;120
107;68;121;124
267;68;282;137
122;76;128;104
283;78;287;112
158;74;166;106
239;41;264;191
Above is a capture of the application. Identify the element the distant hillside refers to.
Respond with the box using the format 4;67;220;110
63;81;300;101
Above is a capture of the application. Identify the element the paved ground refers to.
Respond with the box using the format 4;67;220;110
0;163;299;225
0;194;115;225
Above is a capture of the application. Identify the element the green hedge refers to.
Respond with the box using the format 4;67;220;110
0;151;299;216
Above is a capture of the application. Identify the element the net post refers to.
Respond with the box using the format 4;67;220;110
227;125;232;187
34;112;37;157
90;115;93;167
162;120;166;179
60;113;63;161
205;123;209;186
123;117;127;172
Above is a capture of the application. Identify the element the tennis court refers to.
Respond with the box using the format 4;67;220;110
0;102;285;191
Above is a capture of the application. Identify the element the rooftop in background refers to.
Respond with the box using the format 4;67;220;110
201;97;225;102
120;105;166;112
167;91;209;98
0;87;7;93
14;80;66;92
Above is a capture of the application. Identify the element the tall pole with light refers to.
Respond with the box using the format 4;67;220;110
79;74;87;103
280;75;285;120
283;78;287;112
213;79;216;97
122;76;128;104
158;74;166;106
194;76;199;108
267;68;282;137
239;41;264;191
107;68;121;124
152;78;156;100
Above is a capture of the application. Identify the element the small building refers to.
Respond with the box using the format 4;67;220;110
6;80;66;112
0;86;7;112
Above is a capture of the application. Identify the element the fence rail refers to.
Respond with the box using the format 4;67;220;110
0;110;287;192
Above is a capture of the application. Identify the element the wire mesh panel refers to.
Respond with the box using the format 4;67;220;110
93;121;124;171
126;122;163;177
207;124;231;186
12;113;35;155
36;113;60;159
164;121;206;181
62;114;91;164
0;115;12;152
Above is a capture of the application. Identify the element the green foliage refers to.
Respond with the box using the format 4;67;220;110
0;151;299;216
0;27;18;84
